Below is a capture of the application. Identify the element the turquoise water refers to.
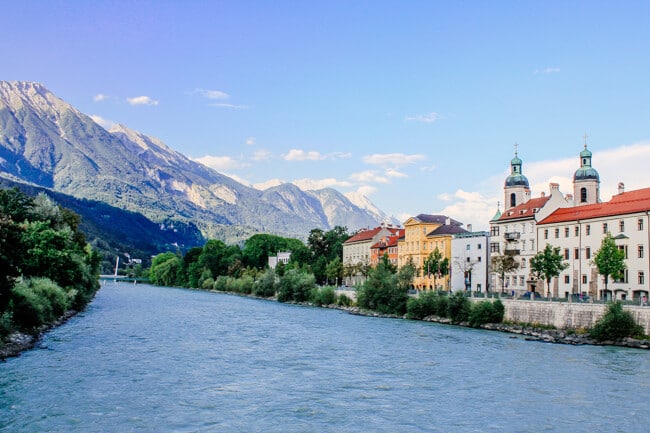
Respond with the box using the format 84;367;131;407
1;282;649;432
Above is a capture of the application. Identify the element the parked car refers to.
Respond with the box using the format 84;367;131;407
520;291;541;299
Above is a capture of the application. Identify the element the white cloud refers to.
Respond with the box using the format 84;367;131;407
350;170;390;184
193;88;230;100
193;155;249;171
405;112;442;123
222;172;252;186
437;189;499;231
127;95;159;106
284;149;326;161
246;137;256;145
208;103;248;109
293;178;353;190
385;168;407;178
254;179;285;190
93;93;110;102
89;114;116;130
363;153;426;167
356;185;378;197
252;149;271;161
420;164;437;172
534;67;561;74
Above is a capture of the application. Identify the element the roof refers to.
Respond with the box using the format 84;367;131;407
538;187;650;225
427;224;468;237
407;214;462;225
497;196;550;222
370;235;400;249
343;226;402;244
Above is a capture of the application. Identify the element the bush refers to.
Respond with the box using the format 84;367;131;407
407;291;449;320
239;275;254;295
10;278;69;330
201;277;215;290
253;269;277;298
337;293;352;307
447;291;470;323
311;286;337;306
277;270;316;302
0;311;13;340
590;302;643;341
468;300;505;328
213;275;228;292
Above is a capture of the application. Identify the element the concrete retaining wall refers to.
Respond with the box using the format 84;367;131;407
492;299;650;334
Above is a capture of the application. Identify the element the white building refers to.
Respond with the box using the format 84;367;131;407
342;224;401;286
537;184;650;301
451;228;490;293
268;251;291;269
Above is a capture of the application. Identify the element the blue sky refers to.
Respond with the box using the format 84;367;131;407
2;1;650;229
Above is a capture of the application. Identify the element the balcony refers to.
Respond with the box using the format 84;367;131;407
504;247;520;256
504;232;520;241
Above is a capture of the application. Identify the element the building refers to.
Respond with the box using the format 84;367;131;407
369;229;404;267
342;224;401;286
398;214;464;290
451;228;490;293
489;149;574;294
268;251;291;269
537;184;650;301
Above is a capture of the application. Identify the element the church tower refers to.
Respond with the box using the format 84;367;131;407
573;139;600;205
504;147;531;211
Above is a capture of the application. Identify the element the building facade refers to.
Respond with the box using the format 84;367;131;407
369;229;403;267
537;185;650;301
451;230;490;293
342;224;401;286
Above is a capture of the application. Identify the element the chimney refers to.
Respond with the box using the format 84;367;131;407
540;191;546;197
467;224;472;232
566;194;573;201
445;217;451;226
618;182;625;195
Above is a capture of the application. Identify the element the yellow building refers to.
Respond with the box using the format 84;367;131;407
398;214;466;290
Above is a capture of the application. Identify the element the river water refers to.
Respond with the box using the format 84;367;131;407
1;282;649;432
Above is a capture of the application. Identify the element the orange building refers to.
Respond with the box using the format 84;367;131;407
369;229;404;267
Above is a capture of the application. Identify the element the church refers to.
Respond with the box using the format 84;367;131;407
490;141;650;302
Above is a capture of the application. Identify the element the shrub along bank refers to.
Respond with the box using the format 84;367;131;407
1;189;101;356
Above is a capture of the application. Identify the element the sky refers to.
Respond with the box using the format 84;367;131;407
2;1;650;230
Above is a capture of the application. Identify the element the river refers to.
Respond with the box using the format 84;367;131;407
1;282;649;432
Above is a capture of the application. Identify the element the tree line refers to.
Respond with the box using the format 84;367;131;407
1;188;101;341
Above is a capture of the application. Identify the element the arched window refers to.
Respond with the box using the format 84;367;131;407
510;193;516;208
580;187;587;203
521;258;526;268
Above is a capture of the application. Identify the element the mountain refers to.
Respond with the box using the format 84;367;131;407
0;81;386;242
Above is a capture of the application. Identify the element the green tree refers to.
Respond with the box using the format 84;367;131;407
529;244;568;298
491;254;519;293
325;256;343;286
358;255;406;315
423;248;450;290
593;234;626;301
149;252;183;286
0;215;23;313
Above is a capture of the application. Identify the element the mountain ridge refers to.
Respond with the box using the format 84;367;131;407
0;80;395;242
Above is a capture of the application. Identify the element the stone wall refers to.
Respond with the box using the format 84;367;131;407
487;299;650;334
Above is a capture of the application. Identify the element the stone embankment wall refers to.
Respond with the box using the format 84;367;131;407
493;299;650;334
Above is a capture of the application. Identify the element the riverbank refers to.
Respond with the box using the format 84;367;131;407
0;310;78;360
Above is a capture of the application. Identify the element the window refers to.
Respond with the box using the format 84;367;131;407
490;226;499;237
639;245;644;259
582;275;587;284
603;223;608;234
477;284;482;292
639;219;644;231
564;249;569;260
580;187;587;203
555;228;560;238
477;256;482;262
618;245;628;259
574;248;579;260
639;272;645;285
564;275;570;284
490;243;500;253
575;226;580;236
619;220;625;232
565;227;570;238
521;258;526;268
510;193;516;208
477;243;482;250
544;229;548;239
586;225;591;235
519;276;525;286
585;247;591;259
466;257;471;263
466;244;471;251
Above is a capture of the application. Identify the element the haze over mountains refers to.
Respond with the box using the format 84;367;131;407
0;81;395;243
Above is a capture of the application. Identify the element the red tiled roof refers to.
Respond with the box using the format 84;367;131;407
370;235;400;249
539;187;650;225
497;196;550;222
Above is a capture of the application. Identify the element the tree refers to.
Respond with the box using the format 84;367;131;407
423;248;449;290
593;234;626;301
491;255;519;293
325;256;343;286
358;255;406;315
529;244;568;298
